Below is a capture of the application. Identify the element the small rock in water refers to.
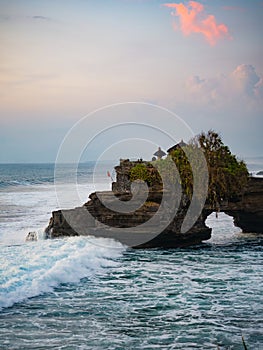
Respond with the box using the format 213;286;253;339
256;170;263;176
26;231;38;242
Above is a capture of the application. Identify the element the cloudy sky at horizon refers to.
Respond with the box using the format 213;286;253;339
0;0;263;162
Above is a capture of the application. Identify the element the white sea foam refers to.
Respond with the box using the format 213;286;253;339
0;178;124;311
0;236;125;311
250;170;263;178
206;212;241;245
0;182;110;245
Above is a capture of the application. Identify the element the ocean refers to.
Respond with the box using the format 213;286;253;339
0;161;263;349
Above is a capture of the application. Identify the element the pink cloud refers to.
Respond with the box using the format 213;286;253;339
163;1;230;46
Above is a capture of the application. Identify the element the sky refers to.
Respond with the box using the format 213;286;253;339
0;0;263;162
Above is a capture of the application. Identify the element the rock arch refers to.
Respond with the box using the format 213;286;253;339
44;163;263;248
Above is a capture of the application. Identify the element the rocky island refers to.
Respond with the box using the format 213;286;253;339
43;131;263;248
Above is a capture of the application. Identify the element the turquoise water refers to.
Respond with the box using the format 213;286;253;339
1;235;262;349
0;163;262;349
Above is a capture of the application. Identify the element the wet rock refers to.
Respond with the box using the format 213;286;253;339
26;232;38;242
43;160;263;248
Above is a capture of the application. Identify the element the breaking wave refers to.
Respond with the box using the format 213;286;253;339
0;236;125;311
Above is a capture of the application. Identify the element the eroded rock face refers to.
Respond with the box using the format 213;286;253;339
225;177;263;233
45;186;212;248
44;160;263;248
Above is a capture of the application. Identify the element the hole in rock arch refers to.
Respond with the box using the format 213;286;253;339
205;212;242;245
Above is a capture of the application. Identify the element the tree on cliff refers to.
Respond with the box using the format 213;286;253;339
195;130;248;204
129;130;248;207
167;130;248;206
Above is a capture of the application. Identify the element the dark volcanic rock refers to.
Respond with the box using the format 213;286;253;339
224;177;263;233
45;190;212;248
44;160;263;248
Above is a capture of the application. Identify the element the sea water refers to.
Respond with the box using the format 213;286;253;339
0;162;262;349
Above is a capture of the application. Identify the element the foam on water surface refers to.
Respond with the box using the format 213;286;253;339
0;163;263;348
0;181;110;245
0;236;125;311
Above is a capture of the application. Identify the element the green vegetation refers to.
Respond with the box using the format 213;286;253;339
195;130;248;204
129;130;249;207
158;146;194;197
129;162;161;187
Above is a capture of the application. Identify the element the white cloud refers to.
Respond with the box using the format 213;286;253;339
231;64;261;97
184;64;263;110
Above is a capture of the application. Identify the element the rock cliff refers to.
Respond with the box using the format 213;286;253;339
44;160;263;248
224;177;263;233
